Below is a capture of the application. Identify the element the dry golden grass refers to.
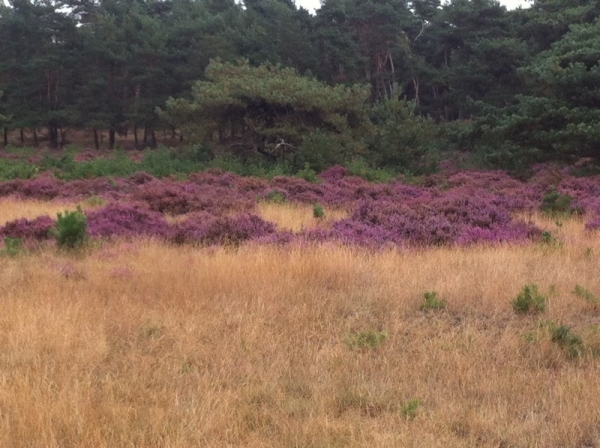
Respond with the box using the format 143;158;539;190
1;204;600;447
0;198;100;225
257;202;348;232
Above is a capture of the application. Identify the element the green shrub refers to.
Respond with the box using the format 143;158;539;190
85;195;105;207
313;203;325;219
572;284;600;305
401;398;422;420
540;230;562;247
296;163;319;183
551;324;585;359
344;330;388;350
263;190;286;204
540;191;577;216
346;158;396;183
53;206;88;249
512;284;547;314
420;291;446;311
0;159;37;180
3;237;23;257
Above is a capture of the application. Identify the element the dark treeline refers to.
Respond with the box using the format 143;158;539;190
0;0;599;174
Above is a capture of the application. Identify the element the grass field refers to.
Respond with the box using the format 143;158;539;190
1;202;600;447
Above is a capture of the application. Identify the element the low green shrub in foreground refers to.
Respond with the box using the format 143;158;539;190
3;237;23;257
420;291;446;311
52;207;88;250
344;330;388;350
512;284;547;315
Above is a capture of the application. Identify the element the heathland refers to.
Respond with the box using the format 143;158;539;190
1;156;600;447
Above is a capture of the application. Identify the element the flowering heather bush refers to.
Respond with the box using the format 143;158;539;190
171;212;276;245
456;222;540;245
4;164;600;248
135;181;254;216
128;171;157;185
0;180;24;197
318;165;350;182
20;176;62;199
86;203;171;239
585;215;600;231
0;216;55;241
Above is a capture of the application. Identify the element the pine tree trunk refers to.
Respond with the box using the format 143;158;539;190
48;124;58;149
134;125;139;148
3;127;7;146
20;128;24;143
33;129;38;146
109;129;116;149
150;129;157;148
93;129;100;150
143;125;148;147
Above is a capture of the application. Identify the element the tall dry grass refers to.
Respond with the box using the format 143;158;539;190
257;202;348;232
0;198;99;226
0;206;599;447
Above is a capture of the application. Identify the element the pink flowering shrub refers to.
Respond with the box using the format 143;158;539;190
86;203;170;239
0;216;55;241
135;181;254;215
585;215;600;231
171;212;276;245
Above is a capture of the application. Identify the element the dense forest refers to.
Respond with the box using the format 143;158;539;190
0;0;599;175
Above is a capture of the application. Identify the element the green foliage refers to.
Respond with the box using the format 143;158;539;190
401;398;422;421
572;284;600;305
294;131;353;173
420;291;446;311
296;163;318;183
344;330;388;350
161;59;371;166
367;99;440;174
475;18;600;166
85;196;106;207
263;191;286;204
313;203;325;219
346;158;396;183
0;159;37;180
3;237;23;257
540;231;563;248
53;207;88;250
551;324;585;359
512;284;547;315
540;191;576;216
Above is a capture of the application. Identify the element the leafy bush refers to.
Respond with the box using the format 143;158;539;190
540;230;563;247
540;191;576;216
346;158;396;183
344;330;388;350
572;284;599;305
401;398;422;421
3;237;23;257
262;190;286;204
420;291;446;311
512;284;547;314
313;203;325;219
551;325;585;359
53;207;88;249
296;163;319;183
0;159;38;180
